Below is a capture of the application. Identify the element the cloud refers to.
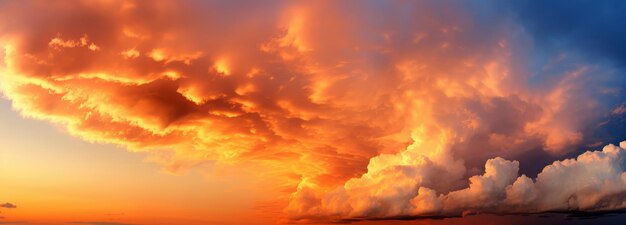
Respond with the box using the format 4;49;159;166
613;104;626;115
288;141;626;222
500;0;626;67
0;203;16;209
68;222;135;225
0;0;625;222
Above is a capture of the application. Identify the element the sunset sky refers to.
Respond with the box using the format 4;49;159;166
2;0;626;225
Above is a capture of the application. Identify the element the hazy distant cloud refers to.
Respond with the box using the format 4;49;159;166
68;222;135;225
0;203;16;209
501;0;626;67
613;104;626;115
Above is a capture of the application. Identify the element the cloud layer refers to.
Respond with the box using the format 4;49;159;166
0;0;625;222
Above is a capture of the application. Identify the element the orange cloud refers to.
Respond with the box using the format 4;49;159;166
0;0;620;223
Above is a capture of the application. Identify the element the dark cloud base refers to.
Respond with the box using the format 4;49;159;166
346;212;626;225
334;210;626;223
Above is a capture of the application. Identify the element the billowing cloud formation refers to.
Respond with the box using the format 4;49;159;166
0;0;624;222
288;141;626;221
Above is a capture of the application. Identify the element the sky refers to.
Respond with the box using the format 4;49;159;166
1;0;626;224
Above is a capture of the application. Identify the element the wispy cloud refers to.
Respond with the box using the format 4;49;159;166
0;203;16;209
68;222;135;225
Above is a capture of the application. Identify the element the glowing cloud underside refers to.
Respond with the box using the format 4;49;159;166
0;0;624;222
